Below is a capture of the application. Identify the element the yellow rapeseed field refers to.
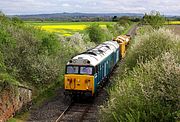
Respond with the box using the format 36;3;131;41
41;25;87;30
166;21;180;25
32;23;109;36
39;25;87;36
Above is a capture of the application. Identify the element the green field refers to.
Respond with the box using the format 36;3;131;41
26;21;115;36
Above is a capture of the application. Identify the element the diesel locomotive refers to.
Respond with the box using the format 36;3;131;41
64;35;130;97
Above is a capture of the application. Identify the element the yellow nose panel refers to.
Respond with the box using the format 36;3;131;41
64;74;94;92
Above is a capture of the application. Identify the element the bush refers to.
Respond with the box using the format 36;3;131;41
100;28;180;121
118;19;131;28
86;22;130;43
40;34;60;55
0;15;97;92
0;15;78;90
65;33;96;53
142;11;165;29
100;52;180;121
107;23;125;37
86;23;105;43
0;51;5;71
0;25;16;51
125;28;176;69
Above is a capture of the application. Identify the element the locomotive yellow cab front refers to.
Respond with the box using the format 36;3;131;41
65;74;94;91
64;65;95;96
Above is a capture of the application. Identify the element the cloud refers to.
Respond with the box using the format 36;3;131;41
0;0;179;15
62;3;70;7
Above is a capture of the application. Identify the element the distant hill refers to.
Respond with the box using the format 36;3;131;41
13;12;144;18
9;12;144;21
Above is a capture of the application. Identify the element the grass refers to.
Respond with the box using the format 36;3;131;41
7;111;29;122
26;21;115;36
0;73;20;86
121;23;136;35
7;117;26;122
32;81;62;107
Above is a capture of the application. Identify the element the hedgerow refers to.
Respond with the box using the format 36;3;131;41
125;28;177;69
100;28;180;121
0;15;95;95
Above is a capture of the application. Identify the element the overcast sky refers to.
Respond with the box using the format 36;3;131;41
0;0;180;15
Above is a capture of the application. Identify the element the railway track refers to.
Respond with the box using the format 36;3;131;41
55;86;108;122
55;100;98;122
127;23;138;36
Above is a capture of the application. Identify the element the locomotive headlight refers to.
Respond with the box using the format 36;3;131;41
67;78;70;82
85;79;91;90
67;78;72;84
85;79;90;83
65;78;71;88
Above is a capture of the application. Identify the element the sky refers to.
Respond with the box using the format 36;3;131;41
0;0;180;15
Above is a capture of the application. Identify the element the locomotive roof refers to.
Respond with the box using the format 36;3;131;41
67;41;119;66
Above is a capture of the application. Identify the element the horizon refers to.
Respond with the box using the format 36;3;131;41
6;12;179;17
8;12;144;16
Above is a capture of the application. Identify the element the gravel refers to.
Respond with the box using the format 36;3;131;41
26;86;109;122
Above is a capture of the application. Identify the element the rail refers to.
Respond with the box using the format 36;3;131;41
55;101;73;122
55;101;94;122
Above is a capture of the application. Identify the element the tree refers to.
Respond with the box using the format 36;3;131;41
86;23;105;43
143;11;165;29
12;17;23;24
41;34;60;55
117;16;131;27
112;16;118;22
0;11;4;16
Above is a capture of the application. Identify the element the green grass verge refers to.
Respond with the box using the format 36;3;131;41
32;81;62;107
8;118;24;122
122;23;136;35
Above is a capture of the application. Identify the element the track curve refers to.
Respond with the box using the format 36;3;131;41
26;24;138;122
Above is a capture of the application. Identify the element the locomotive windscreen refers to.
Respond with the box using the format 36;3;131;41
80;67;93;75
66;66;79;74
66;65;94;75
